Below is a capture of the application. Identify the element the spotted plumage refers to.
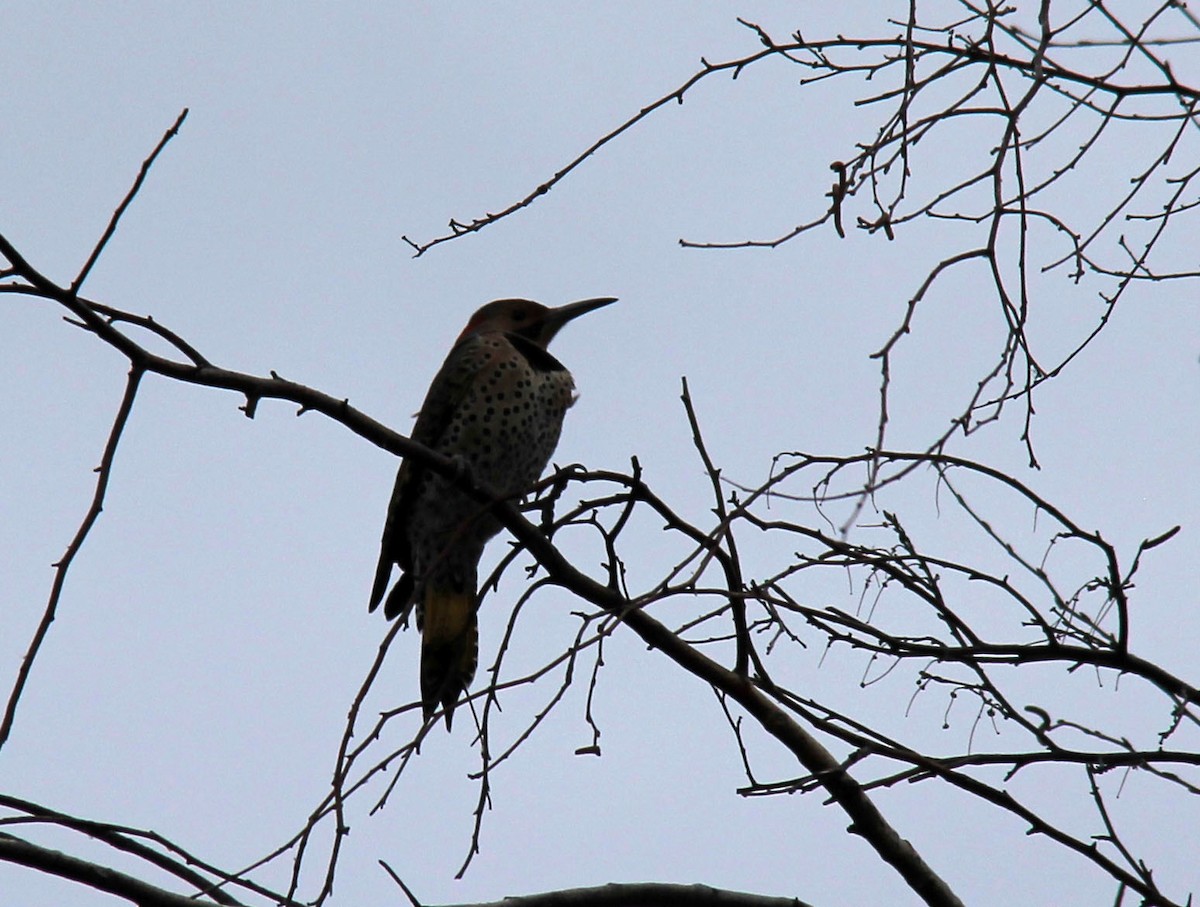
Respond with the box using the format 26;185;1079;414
370;297;616;728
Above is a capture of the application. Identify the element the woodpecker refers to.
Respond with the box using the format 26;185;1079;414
370;296;616;728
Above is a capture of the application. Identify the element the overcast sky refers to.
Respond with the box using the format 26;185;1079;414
2;4;1198;906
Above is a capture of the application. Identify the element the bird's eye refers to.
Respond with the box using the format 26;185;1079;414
512;310;527;322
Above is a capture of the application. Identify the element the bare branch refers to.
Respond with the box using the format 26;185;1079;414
72;108;189;294
0;366;142;750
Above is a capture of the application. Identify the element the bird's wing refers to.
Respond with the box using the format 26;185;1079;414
369;335;497;612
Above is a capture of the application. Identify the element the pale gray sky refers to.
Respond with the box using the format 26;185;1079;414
2;4;1198;906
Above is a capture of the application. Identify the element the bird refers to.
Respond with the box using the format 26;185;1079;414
369;296;617;729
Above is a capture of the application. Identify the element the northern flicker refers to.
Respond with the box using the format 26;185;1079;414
369;296;616;728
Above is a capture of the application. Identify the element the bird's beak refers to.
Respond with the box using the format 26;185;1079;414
539;296;617;341
555;296;618;322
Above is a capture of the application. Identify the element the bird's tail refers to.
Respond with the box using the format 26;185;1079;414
418;583;479;730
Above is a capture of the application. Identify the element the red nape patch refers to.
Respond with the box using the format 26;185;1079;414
456;308;496;342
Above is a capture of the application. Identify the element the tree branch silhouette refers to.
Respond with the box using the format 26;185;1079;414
4;4;1198;907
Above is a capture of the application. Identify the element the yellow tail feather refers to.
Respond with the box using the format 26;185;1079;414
419;587;479;729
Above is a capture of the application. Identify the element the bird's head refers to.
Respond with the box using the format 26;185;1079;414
457;297;617;348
